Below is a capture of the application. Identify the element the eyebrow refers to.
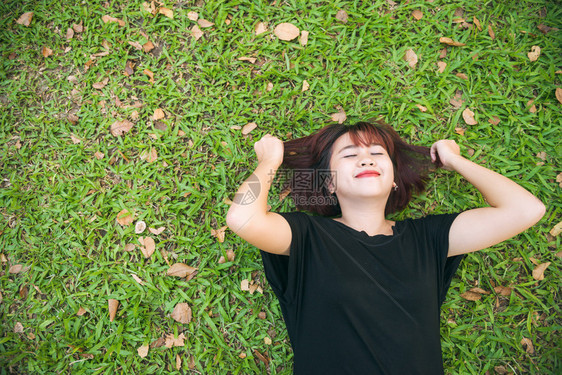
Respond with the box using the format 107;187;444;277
337;143;383;155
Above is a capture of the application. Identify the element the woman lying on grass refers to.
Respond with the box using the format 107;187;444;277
226;120;545;374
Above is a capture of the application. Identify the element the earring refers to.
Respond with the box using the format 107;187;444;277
393;182;398;191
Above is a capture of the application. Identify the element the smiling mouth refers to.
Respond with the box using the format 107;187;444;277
355;172;380;178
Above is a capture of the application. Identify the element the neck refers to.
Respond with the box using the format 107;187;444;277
335;197;393;235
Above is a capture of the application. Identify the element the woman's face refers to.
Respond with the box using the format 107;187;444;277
328;132;395;201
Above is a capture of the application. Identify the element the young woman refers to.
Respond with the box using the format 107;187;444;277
226;121;545;374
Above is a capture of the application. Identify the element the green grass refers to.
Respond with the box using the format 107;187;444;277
0;0;560;373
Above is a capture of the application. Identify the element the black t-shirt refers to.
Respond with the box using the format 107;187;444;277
260;211;464;375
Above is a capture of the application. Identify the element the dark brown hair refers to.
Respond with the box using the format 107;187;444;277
280;120;437;216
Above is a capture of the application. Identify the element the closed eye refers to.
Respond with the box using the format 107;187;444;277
343;154;357;158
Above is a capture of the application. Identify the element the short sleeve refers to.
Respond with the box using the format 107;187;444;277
422;213;465;306
259;211;310;305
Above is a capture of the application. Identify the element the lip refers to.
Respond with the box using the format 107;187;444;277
355;171;380;178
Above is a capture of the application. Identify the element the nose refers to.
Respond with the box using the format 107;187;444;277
359;150;376;166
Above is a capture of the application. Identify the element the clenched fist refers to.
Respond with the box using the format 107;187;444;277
254;134;284;168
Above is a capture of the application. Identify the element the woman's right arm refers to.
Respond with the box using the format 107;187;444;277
226;135;292;255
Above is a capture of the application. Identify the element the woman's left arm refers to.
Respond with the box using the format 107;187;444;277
430;140;546;257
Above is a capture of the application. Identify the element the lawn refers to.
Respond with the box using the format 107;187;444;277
0;0;560;374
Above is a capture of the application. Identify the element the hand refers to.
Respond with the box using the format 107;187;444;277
254;134;284;168
430;140;462;171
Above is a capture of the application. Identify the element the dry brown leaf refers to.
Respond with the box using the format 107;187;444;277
66;28;74;41
264;337;272;345
253;349;269;366
455;127;465;136
110;119;134;136
241;279;250;291
131;274;145;285
116;209;134;226
555;88;562;105
211;225;228;242
171;302;192;324
167;263;198;278
255;21;267;35
520;337;534;354
302;80;310;92
527;46;541;62
437;61;447;73
143;41;154;53
94;151;104;160
198;19;214;28
488;24;495;39
550;221;562;236
102;15;125;27
331;109;347;124
135;221;146;234
242;122;257;135
455;72;468;80
70;134;81;144
460;291;481;301
108;299;119;321
164;333;186;348
190;25;203;40
473;16;482;31
488;116;500;125
469;287;490;295
137;344;149;358
188;11;199;21
9;264;24;274
415;104;427;112
176;354;182;370
14;322;24;333
439;37;465;47
124;60;135;76
532;262;551;280
412;10;423;20
527;99;537;113
159;7;173;19
140;236;155;258
93;77;109;89
42;46;53;58
16;12;33;26
73;22;83;33
238;56;256;64
274;23;300;41
404;49;418;68
336;10;348;23
143;69;154;84
153;108;165;121
450;98;464;108
124;243;135;252
77;307;87;316
299;30;309;46
494;286;512;296
148;226;165;235
462;107;477;125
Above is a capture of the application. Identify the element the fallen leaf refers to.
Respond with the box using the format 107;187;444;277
135;221;146;234
42;46;53;58
520;337;535;354
469;287;490;295
336;10;348;23
241;279;250;291
131;274;145;285
532;262;551;280
473;16;482;31
412;10;423;20
167;263;198;278
116;209;135;226
143;41;154;53
299;30;309;46
14;322;24;333
331;108;347;124
460;291;481;301
187;11;198;21
77;307;87;316
66;28;74;41
488;116;500;125
527;99;537;113
124;60;135;76
124;243;135;252
439;37;465;47
253;349;269;366
527;46;540;62
9;264;24;274
16;12;33;26
143;69;154;84
198;19;214;28
153;108;165;121
450;98;464;108
140;236;155;258
550;221;562;236
238;56;256;64
110;119;134;136
255;21;267;35
128;41;143;50
176;354;182;370
164;333;186;348
93;78;109;89
455;127;465;136
190;25;203;40
302;80;310;92
404;49;418;68
73;22;83;33
93;151;104;160
494;286;512;296
264;337;272;345
148;226;165;235
242;122;257;135
108;299;119;321
274;23;300;41
159;7;173;19
437;61;447;73
415;104;427;112
455;72;468;80
137;344;149;358
556;88;562;105
488;24;495;39
70;134;81;144
462;107;477;125
142;2;156;15
102;15;125;27
171;302;192;324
